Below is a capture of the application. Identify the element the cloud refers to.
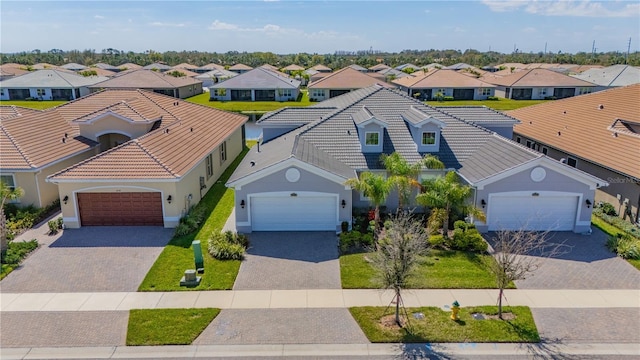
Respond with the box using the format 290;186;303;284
150;22;185;28
94;15;104;19
208;20;286;33
208;20;239;30
482;0;640;17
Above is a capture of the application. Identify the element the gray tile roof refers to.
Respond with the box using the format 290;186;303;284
572;65;640;87
444;63;474;70
143;63;173;71
0;70;108;88
229;85;543;185
435;106;521;126
348;64;368;72
210;67;300;90
61;63;87;71
93;63;120;71
258;107;337;126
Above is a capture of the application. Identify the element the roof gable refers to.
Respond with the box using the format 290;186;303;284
392;69;496;88
487;68;597;87
89;69;202;88
210;67;300;89
0;69;108;88
308;67;394;89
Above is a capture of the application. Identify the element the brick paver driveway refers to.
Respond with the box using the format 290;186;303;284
233;232;341;290
487;228;640;289
0;226;172;293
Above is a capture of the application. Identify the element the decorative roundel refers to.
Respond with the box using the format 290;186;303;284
530;167;546;182
285;168;301;182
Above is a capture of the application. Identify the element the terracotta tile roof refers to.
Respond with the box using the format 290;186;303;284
32;63;60;70
0;63;31;76
168;68;200;77
309;64;332;72
93;63;120;71
48;90;247;181
119;63;142;70
510;84;640;179
229;63;253;71
143;63;173;71
392;69;496;88
89;69;202;89
282;64;305;71
308;67;394;89
173;63;198;70
485;68;596;87
86;68;116;77
0;105;42;120
369;64;391;71
197;63;225;71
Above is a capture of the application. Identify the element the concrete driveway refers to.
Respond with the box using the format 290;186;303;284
233;232;341;290
0;226;172;293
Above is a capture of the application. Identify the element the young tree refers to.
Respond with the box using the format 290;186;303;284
1;181;24;253
484;229;565;319
344;172;393;233
371;211;429;327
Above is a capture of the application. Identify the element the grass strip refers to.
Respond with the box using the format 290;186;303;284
127;308;220;345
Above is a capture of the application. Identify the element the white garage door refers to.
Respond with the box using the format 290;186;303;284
488;195;578;231
250;194;337;231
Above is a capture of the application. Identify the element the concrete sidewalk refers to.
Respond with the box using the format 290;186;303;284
2;289;639;312
2;342;639;359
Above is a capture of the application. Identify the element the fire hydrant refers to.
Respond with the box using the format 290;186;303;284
450;300;460;320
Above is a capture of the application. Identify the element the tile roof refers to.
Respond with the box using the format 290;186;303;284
369;64;391;71
143;63;173;71
173;63;198;70
0;70;109;88
308;67;394;89
0;105;43;120
229;63;253;71
0;63;30;76
61;63;88;71
485;68;596;87
32;63;60;70
510;84;640;180
119;63;142;70
86;68;116;77
210;67;300;90
392;69;496;88
435;106;521;126
444;63;474;70
282;64;305;71
572;65;640;87
93;63;120;71
377;68;412;78
309;64;332;72
89;69;202;89
348;64;368;72
195;69;238;80
395;64;420;71
47;90;247;181
168;68;200;77
258;107;337;127
197;63;225;71
228;85;546;185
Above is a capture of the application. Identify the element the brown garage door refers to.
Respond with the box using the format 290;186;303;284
77;192;163;226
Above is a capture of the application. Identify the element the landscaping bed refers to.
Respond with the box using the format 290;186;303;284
350;306;539;343
1;239;38;280
127;308;219;345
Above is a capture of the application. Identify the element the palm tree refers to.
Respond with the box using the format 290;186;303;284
416;171;486;235
345;172;393;233
1;181;24;253
381;153;446;211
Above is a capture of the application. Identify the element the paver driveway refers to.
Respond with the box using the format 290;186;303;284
233;232;341;290
486;228;640;289
0;226;172;293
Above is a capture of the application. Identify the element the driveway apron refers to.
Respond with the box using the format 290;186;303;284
233;232;341;290
0;226;172;293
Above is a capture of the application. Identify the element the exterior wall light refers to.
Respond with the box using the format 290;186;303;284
63;195;69;205
240;200;245;209
167;195;172;204
481;199;486;208
532;192;540;197
585;199;592;208
341;199;346;208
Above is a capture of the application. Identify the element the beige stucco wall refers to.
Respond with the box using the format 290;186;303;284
78;114;155;142
10;172;39;207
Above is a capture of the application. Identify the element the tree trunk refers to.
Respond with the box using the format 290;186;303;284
498;287;504;320
395;288;401;327
374;205;380;233
0;207;7;253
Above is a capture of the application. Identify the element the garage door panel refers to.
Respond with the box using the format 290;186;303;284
251;195;337;231
78;192;163;226
488;195;577;231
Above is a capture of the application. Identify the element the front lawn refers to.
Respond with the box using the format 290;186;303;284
341;250;508;289
127;308;219;345
186;90;313;112
0;100;67;110
592;215;640;271
138;146;249;291
427;99;547;111
350;306;539;343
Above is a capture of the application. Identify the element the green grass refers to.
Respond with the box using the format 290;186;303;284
341;250;509;289
138;146;250;291
127;308;219;345
186;90;313;112
427;99;548;111
0;100;67;110
350;306;539;343
592;215;640;271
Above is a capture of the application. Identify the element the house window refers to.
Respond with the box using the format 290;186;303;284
541;146;548;155
0;89;4;96
539;88;547;96
36;89;46;97
1;174;16;191
219;141;227;164
567;156;577;167
311;89;324;98
526;140;532;148
206;154;213;179
422;132;436;145
579;87;592;95
480;88;491;96
365;132;379;146
515;136;521;143
280;89;292;97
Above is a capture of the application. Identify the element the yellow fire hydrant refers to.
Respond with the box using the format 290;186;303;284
450;300;460;320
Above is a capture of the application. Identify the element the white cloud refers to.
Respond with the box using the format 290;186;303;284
208;20;239;30
150;22;185;28
482;0;640;17
94;15;105;19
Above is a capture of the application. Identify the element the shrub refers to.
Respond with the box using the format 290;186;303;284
606;234;640;260
448;228;488;252
428;234;445;248
1;239;38;265
47;220;58;235
207;231;248;260
57;217;64;229
487;96;499;100
599;202;618;217
443;96;455;101
339;230;373;253
593;207;639;239
173;223;192;237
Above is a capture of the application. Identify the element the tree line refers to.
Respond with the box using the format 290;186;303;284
2;48;638;69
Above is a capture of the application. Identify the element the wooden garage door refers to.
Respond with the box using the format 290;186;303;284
78;192;163;226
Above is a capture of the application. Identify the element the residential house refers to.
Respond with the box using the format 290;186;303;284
444;63;474;70
395;63;421;72
377;68;413;81
194;63;225;74
0;70;108;100
308;64;332;73
119;63;143;71
348;64;368;72
282;64;305;74
1;89;249;228
485;68;598;100
167;67;200;77
571;65;640;90
61;63;88;71
85;67;117;77
307;67;393;101
510;84;640;224
173;63;199;72
93;63;121;72
209;66;300;101
392;69;496;100
227;85;605;233
228;63;253;74
88;69;203;99
369;64;391;72
143;63;173;72
32;63;61;70
194;69;238;88
0;63;32;78
434;106;520;139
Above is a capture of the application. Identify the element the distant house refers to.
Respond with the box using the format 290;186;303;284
194;68;238;88
510;85;640;224
0;70;108;100
61;63;88;71
307;67;393;101
93;63;121;72
308;64;332;73
377;68;413;81
228;63;253;74
209;66;300;101
0;63;31;79
143;63;173;72
369;64;391;72
118;63;142;71
348;64;368;72
172;63;199;72
444;63;474;70
88;69;203;99
282;64;305;74
395;63;421;72
484;68;597;100
167;67;200;77
392;69;496;100
571;65;640;89
194;63;225;74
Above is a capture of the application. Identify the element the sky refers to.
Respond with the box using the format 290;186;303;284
1;0;639;55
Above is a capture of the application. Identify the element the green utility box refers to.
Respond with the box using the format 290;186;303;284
192;240;204;273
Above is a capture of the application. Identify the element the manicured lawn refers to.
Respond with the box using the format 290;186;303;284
350;305;539;343
427;99;547;111
138;146;250;291
127;308;219;345
341;250;510;289
186;90;313;112
0;100;67;110
592;215;640;271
